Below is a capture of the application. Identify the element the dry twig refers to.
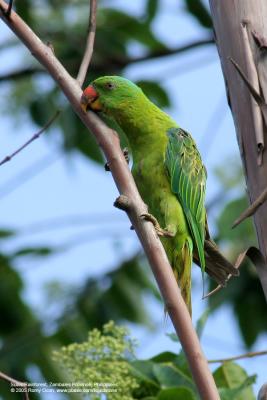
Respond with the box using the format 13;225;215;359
203;246;266;298
232;186;267;228
0;2;220;398
76;0;97;87
0;111;60;167
208;349;267;364
0;371;29;400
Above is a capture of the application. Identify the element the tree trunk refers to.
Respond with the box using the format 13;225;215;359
209;0;267;300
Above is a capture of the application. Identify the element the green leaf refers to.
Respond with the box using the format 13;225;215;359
142;398;157;400
214;158;244;190
150;351;177;363
60;106;103;164
153;364;194;389
100;8;165;51
219;376;256;400
208;260;267;347
157;386;197;400
136;81;170;108
234;277;267;348
196;308;210;338
15;0;33;25
213;362;256;399
172;353;192;380
166;332;179;342
131;360;160;399
184;0;212;29
13;246;54;258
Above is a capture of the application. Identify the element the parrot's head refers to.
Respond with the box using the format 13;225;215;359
80;76;143;119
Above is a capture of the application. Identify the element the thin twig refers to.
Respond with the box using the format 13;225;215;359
0;110;60;167
118;37;214;66
76;0;97;86
203;246;266;298
0;66;44;81
208;349;267;364
200;93;227;159
17;212;126;234
258;383;267;400
0;3;220;398
0;153;60;199
0;371;29;400
232;186;267;228
0;39;214;84
5;0;13;17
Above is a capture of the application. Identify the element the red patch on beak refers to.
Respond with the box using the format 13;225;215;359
81;85;101;112
83;85;98;101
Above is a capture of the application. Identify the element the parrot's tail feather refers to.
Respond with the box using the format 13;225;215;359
174;238;193;316
203;239;239;285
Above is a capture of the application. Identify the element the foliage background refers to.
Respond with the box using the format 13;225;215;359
0;0;266;398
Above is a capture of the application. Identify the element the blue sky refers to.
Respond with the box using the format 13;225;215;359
0;0;266;397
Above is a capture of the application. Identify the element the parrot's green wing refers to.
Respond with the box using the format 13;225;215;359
165;127;207;272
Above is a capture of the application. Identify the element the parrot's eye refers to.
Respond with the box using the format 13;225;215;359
105;82;116;90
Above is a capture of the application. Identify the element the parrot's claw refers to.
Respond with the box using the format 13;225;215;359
140;213;175;238
104;162;111;171
105;148;129;171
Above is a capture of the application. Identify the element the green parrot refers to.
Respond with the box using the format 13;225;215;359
81;76;238;314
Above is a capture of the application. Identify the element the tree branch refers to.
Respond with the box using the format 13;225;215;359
232;185;267;228
0;65;45;81
0;110;60;166
0;371;29;400
258;383;267;400
120;37;215;65
76;0;97;87
0;153;60;199
0;3;219;399
5;0;13;17
209;0;267;300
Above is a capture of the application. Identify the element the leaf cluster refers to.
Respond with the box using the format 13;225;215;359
54;321;256;400
0;251;157;399
54;321;139;400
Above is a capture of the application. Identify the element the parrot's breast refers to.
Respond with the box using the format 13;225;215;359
132;149;189;239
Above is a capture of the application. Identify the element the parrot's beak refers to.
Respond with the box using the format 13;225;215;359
80;85;102;112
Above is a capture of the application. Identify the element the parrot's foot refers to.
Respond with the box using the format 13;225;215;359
140;213;175;238
105;148;129;171
114;195;130;211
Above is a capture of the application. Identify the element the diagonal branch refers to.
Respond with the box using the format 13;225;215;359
0;110;60;167
0;3;219;399
208;349;267;364
5;0;13;17
232;185;267;228
0;371;29;400
76;0;97;87
0;66;44;81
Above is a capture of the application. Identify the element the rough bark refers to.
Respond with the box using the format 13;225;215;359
209;0;267;300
